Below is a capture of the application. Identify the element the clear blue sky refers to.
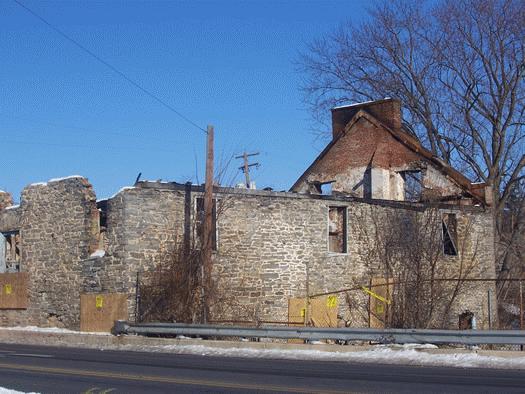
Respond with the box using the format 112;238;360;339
1;0;371;202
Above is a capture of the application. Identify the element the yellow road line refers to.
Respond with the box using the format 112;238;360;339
0;361;352;393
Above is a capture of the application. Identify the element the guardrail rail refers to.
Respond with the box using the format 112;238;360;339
112;321;525;345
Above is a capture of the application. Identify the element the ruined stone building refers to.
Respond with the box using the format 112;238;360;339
0;99;497;330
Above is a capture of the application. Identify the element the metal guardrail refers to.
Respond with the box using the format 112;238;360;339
112;321;525;345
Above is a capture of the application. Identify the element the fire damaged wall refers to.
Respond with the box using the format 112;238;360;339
0;177;99;329
0;177;497;330
291;99;480;205
81;182;497;329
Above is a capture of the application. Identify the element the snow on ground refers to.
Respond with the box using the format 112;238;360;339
0;326;110;335
0;387;39;394
122;343;525;370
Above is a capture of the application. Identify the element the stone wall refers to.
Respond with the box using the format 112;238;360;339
82;185;186;319
0;177;497;330
0;191;13;210
0;177;98;329
86;182;496;329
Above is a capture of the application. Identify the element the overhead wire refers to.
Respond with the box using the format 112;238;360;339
12;0;208;134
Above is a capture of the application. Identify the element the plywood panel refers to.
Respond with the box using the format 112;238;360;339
288;298;306;343
0;273;28;309
288;296;338;328
310;295;338;328
288;297;306;325
369;278;394;329
80;293;128;332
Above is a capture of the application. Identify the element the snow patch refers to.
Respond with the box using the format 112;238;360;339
378;343;439;350
110;186;135;199
0;387;39;394
0;326;110;335
333;97;393;110
48;175;84;183
29;182;47;187
124;344;525;370
90;249;106;258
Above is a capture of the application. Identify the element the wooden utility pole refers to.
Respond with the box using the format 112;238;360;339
202;125;214;324
236;151;259;188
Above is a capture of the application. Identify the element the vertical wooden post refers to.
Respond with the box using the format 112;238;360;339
520;276;525;351
183;181;192;256
135;271;141;323
202;125;214;323
368;278;372;328
520;280;525;330
305;263;310;327
487;288;493;329
10;235;17;262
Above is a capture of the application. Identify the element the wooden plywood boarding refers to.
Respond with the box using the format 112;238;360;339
310;296;338;328
369;278;394;329
288;298;306;343
0;273;28;309
80;293;128;332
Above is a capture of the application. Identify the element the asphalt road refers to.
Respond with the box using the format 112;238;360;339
0;344;523;393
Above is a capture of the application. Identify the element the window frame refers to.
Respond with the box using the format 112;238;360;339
441;212;458;257
1;230;21;272
327;206;348;254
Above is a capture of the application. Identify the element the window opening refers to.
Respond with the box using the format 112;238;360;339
320;181;334;195
401;170;422;202
328;207;347;253
196;197;217;251
0;231;21;272
442;213;458;256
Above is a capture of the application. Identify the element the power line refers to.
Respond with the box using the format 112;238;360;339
12;0;207;134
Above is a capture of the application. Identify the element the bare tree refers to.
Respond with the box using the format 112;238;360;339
299;0;525;277
350;205;479;329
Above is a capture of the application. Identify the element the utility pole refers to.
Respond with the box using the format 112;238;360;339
236;151;260;188
202;125;214;324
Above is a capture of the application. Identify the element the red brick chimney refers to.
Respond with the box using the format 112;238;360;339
331;98;402;140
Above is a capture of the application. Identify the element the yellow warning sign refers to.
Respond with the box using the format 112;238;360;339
361;286;391;304
376;303;385;314
4;284;12;295
327;295;338;308
300;308;306;317
95;295;104;309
